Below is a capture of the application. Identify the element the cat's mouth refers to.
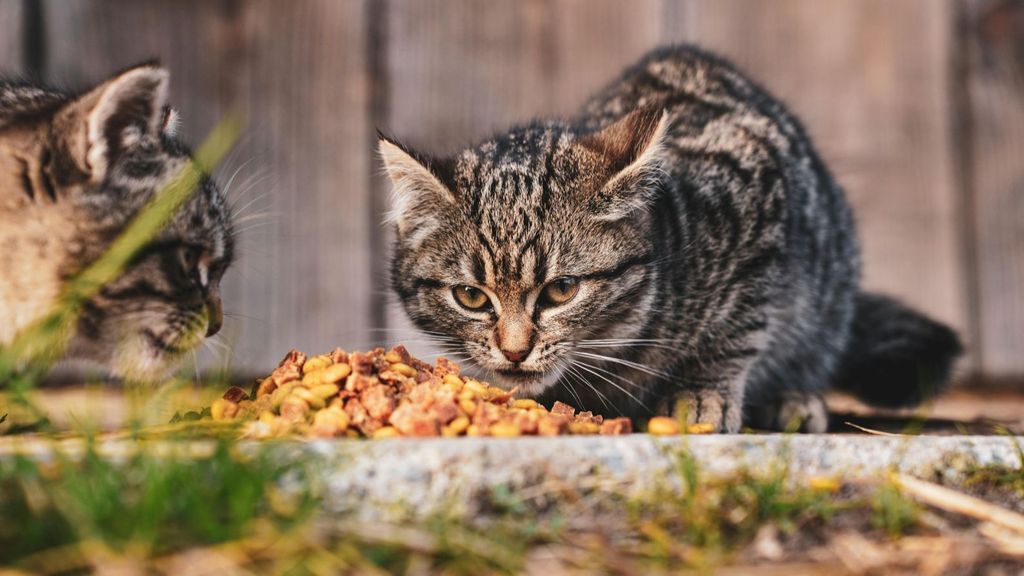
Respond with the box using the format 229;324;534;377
492;367;559;397
496;367;542;381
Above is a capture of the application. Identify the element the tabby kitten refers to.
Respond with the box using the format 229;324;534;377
381;45;962;432
0;65;234;381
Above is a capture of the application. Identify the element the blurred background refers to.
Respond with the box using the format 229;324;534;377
0;0;1022;390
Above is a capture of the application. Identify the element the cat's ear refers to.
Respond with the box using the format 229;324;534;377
578;107;670;221
378;134;457;240
56;64;170;183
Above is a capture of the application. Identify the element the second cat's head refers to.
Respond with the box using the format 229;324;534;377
0;65;234;381
381;109;667;394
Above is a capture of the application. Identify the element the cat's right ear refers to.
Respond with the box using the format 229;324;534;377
378;134;457;240
55;64;170;183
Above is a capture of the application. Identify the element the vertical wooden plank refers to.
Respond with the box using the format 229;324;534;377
0;0;23;73
381;0;664;353
42;0;374;374
664;0;970;364
961;0;1024;381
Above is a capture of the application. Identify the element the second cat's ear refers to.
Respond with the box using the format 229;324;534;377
56;64;170;183
378;134;457;241
577;107;670;221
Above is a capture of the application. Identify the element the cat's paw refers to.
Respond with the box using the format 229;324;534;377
672;389;742;433
775;392;828;433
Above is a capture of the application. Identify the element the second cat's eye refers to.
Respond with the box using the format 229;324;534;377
540;276;580;307
452;285;491;311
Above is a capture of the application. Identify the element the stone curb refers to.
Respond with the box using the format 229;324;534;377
4;434;1021;519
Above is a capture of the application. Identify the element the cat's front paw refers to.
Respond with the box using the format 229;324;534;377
776;392;829;433
672;389;742;433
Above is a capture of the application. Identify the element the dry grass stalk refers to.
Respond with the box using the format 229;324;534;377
895;473;1024;535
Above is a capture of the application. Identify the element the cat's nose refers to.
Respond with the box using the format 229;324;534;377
205;294;223;337
501;347;531;363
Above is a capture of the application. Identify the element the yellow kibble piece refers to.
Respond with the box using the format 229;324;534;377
463;379;487;395
301;369;324;387
310;408;350;437
320;362;351;384
303;355;332;374
373;426;400;439
808;476;841;493
292;388;325;411
466;425;482;437
512;399;539;410
258;411;276;424
489;422;522;437
440;373;464;385
459;398;477;415
686;423;715;434
569;422;600;435
210;398;237;421
647;416;681;436
442;427;459;438
447;416;470;435
310;383;340;400
384;350;403;363
390;362;417;377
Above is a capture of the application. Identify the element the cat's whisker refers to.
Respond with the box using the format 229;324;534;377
557;364;589;411
221;158;257;201
572;350;670;379
569;357;653;413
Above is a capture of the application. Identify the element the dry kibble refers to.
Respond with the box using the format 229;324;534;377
443;374;464;389
210;398;238;421
512;399;539;410
215;345;635;439
321;362;351;384
490;421;522;437
303;355;333;374
389;362;417;377
647;416;681;436
373;426;400;439
310;383;340;400
686;423;715;434
292;387;326;411
569;421;600;435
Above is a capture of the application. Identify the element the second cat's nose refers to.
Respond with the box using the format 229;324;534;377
501;347;531;363
205;293;223;337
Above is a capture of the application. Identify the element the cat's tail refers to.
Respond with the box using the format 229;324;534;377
833;292;963;408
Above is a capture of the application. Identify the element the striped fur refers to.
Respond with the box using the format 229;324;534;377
0;65;234;382
383;45;961;432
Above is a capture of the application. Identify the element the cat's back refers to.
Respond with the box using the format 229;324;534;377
578;45;817;166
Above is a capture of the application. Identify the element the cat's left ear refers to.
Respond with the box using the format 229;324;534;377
378;134;458;241
578;107;669;221
56;64;170;183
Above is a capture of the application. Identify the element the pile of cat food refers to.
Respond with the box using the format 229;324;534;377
209;345;633;439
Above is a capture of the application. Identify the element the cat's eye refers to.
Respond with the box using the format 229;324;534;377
452;285;490;311
178;245;207;287
540;277;580;307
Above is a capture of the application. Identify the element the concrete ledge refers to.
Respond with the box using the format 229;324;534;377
4;435;1021;519
307;435;1023;517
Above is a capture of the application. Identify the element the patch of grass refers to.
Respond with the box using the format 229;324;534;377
624;445;841;569
871;477;920;538
0;439;317;572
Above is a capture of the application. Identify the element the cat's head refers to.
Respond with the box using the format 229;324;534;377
0;65;234;381
381;109;668;395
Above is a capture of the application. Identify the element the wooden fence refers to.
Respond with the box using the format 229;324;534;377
0;0;1021;384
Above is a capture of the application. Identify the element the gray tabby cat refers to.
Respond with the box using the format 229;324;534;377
381;45;961;433
0;65;234;381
